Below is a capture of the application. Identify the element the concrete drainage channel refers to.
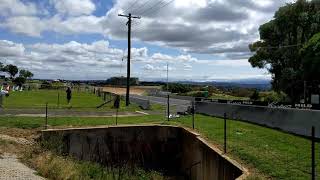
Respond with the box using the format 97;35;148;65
41;125;248;180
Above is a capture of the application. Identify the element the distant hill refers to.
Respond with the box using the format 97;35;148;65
176;79;271;90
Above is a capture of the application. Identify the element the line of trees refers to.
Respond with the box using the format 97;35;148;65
0;62;34;86
249;0;320;103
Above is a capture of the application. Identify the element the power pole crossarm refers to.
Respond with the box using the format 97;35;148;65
118;14;141;19
118;13;141;106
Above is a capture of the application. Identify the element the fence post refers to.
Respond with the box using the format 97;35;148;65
224;112;227;153
116;108;118;125
312;126;315;180
192;100;195;129
114;95;120;126
167;95;170;121
45;102;48;129
57;92;60;107
0;95;3;108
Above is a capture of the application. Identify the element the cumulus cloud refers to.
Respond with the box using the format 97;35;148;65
0;0;38;16
50;0;96;16
1;16;47;37
0;0;293;59
0;0;291;80
0;39;201;80
101;0;292;58
0;40;25;57
0;39;267;80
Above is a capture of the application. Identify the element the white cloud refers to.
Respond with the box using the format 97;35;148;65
50;0;96;16
0;0;291;80
0;39;269;80
0;0;38;16
0;40;25;57
0;0;293;58
1;16;47;37
100;0;292;58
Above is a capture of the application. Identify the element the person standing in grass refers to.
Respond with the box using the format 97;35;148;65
66;87;72;105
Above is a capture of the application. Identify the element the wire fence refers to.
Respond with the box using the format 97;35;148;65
141;93;320;179
1;86;319;179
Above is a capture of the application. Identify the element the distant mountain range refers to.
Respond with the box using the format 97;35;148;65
177;79;272;90
34;77;272;90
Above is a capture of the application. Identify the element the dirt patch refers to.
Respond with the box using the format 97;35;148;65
0;127;39;141
0;135;33;146
103;86;160;95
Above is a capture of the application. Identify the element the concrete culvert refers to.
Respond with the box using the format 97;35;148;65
41;125;248;180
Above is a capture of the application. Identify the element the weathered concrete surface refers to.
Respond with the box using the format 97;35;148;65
130;94;191;113
196;101;320;138
129;96;151;110
41;125;247;180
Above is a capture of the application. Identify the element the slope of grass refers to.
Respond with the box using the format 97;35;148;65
3;90;141;112
167;115;319;179
0;115;164;129
1;114;318;179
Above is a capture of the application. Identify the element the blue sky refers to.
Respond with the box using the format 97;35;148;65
0;0;293;81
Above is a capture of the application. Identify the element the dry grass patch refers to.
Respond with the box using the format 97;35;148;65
22;145;166;180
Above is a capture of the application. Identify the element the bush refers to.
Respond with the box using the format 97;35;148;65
164;83;192;94
250;90;260;100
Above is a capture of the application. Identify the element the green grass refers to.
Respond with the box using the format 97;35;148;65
1;114;317;179
167;115;319;179
3;90;141;112
0;115;165;129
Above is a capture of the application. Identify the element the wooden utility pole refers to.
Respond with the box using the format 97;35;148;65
118;13;141;106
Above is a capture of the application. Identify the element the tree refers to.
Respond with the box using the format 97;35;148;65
165;83;192;94
4;64;18;79
19;69;34;79
0;62;4;72
250;90;260;101
13;77;26;87
249;0;320;103
300;32;320;80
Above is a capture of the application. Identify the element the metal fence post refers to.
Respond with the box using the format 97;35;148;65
57;92;60;107
192;100;195;129
224;112;227;153
45;102;48;129
116;108;118;125
167;95;170;121
312;126;315;180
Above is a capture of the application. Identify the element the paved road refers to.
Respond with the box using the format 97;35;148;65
130;95;191;112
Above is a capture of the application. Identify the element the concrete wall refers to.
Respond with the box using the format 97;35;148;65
41;125;246;180
196;101;320;138
180;128;244;180
155;94;195;102
129;96;150;110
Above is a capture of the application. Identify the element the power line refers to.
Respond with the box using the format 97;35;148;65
123;0;140;14
128;0;155;14
131;0;167;27
137;0;167;16
132;0;169;28
133;0;175;31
